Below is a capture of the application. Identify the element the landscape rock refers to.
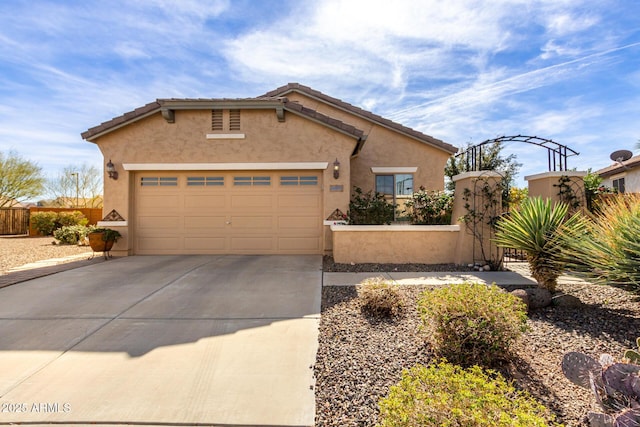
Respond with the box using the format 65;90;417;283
553;294;583;308
525;288;553;309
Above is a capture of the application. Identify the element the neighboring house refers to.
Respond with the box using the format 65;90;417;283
596;154;640;193
81;83;457;255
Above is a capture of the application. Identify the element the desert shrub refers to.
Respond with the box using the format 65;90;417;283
403;187;452;224
418;283;528;367
378;361;559;427
30;211;59;235
53;225;93;245
57;210;88;227
564;194;640;288
357;278;403;317
348;187;396;224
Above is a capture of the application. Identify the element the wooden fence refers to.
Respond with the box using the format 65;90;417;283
28;207;103;236
0;208;30;235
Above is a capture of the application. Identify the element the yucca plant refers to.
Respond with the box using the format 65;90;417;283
564;194;640;288
494;197;587;291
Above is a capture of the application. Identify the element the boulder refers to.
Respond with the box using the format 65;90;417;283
553;294;583;308
526;288;553;309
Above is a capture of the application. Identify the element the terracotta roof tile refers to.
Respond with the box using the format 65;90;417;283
260;83;457;154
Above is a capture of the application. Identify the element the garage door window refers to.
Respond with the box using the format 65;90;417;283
280;176;318;186
233;176;271;186
140;177;178;186
187;176;224;186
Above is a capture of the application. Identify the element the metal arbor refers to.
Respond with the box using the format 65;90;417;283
457;135;579;172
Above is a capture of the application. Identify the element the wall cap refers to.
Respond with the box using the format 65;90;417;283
97;221;128;227
331;224;460;232
525;170;588;181
452;171;504;182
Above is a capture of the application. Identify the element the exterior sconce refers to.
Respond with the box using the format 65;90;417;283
106;159;118;180
333;158;340;179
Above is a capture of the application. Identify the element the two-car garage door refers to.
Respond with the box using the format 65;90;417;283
133;171;323;254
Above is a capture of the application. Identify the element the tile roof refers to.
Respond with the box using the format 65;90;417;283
81;97;364;141
597;153;640;177
260;83;458;154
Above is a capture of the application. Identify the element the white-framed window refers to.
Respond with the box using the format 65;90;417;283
375;174;413;197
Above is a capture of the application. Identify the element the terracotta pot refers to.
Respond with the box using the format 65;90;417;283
88;232;115;252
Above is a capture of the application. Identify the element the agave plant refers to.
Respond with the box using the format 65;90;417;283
494;197;587;292
563;194;640;288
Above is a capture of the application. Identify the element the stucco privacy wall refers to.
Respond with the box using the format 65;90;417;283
284;91;452;194
331;225;460;264
94;109;358;255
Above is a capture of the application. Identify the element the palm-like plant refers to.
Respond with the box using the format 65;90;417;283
564;194;640;288
494;197;587;291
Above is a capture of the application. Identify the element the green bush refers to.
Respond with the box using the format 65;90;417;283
358;278;404;317
57;210;88;227
403;187;452;224
30;211;59;235
53;225;93;245
378;361;559;427
418;283;528;367
348;187;396;225
564;194;640;288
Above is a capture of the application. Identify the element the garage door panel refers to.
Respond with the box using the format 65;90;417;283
278;237;321;251
231;216;273;230
184;195;227;209
185;216;226;229
231;237;274;251
138;237;181;252
138;195;180;211
278;194;321;208
138;216;181;229
184;237;226;251
135;171;321;255
278;216;319;230
231;195;273;209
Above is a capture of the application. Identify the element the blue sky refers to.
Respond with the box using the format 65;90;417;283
1;0;639;188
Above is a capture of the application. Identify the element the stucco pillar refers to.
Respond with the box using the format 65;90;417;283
525;171;588;211
451;171;503;266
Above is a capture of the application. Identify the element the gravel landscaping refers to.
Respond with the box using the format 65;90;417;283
315;279;640;427
0;235;92;274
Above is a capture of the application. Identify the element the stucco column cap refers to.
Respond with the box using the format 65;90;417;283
452;171;504;182
525;171;588;181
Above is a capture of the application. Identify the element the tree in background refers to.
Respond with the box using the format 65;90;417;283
445;141;522;207
0;150;45;208
45;164;103;208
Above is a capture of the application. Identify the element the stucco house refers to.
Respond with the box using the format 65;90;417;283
81;83;457;256
596;153;640;193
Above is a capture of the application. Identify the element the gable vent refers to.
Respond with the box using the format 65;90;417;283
211;110;223;130
229;109;241;131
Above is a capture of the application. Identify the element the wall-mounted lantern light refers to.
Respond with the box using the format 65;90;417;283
106;159;118;180
333;158;340;179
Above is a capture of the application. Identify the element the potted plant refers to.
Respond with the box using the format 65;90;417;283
88;227;122;258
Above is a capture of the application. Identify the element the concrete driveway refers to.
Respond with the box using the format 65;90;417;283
0;255;321;426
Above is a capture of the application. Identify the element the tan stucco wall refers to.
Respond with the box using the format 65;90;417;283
93;108;357;254
285;92;452;195
331;225;461;264
525;171;587;207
